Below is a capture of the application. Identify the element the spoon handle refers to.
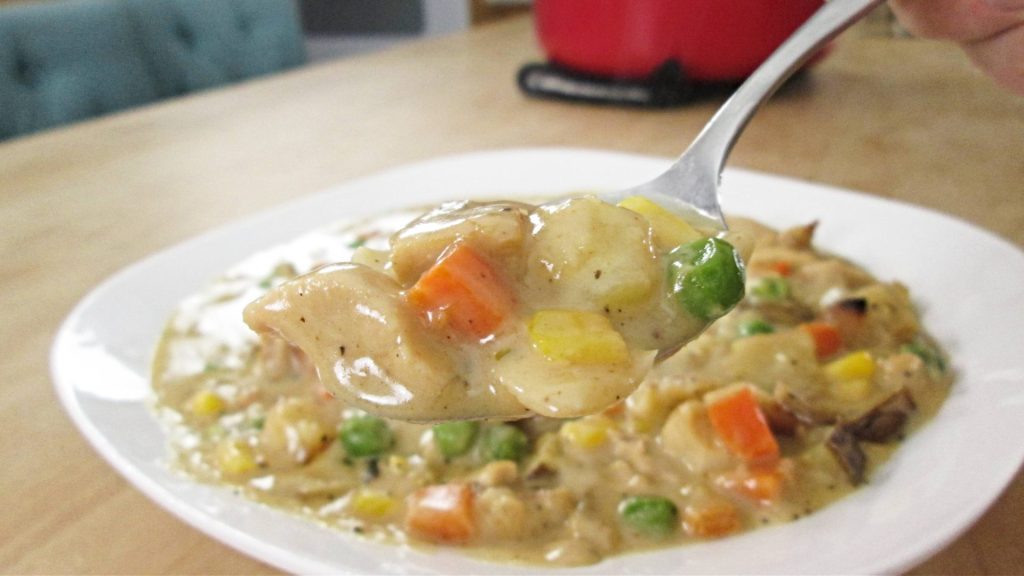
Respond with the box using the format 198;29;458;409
682;0;884;182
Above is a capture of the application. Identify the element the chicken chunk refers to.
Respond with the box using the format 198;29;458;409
244;263;528;421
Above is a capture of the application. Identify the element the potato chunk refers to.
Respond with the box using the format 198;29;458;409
660;400;732;474
524;196;658;310
727;330;821;391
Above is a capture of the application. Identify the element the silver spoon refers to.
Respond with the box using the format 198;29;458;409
603;0;885;231
603;0;884;362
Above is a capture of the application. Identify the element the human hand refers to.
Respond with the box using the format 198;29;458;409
889;0;1024;94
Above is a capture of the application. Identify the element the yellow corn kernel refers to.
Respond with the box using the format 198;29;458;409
386;455;409;474
215;440;257;475
618;195;703;250
825;350;876;382
832;378;873;402
528;310;630;364
630;418;653;435
560;416;615;449
189;390;225;417
625;386;658;434
351;490;397;518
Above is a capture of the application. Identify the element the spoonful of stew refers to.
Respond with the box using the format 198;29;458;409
243;0;881;422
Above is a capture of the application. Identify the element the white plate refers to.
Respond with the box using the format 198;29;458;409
52;148;1024;575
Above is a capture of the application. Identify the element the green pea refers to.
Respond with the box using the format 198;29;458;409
902;339;947;374
737;315;774;334
666;238;745;321
480;424;529;462
618;495;679;537
750;276;790;300
433;421;480;458
339;414;393;458
739;319;775;337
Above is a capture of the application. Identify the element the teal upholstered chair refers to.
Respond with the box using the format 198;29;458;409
0;0;306;141
128;0;307;96
0;0;159;140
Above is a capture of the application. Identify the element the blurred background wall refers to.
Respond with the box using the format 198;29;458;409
299;0;531;61
0;0;534;62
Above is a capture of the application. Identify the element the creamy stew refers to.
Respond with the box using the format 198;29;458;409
152;207;951;567
243;196;749;421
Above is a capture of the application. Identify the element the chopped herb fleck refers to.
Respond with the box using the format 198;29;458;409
750;276;790;301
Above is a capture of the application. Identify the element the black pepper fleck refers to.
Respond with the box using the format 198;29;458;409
364;458;380;480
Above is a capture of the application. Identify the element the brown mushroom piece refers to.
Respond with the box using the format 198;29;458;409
844;388;917;443
826;425;868;485
760;400;802;437
826;388;918;485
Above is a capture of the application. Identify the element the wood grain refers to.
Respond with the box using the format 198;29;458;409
1;15;1021;574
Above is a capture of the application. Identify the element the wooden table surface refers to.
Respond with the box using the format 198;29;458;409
2;15;1022;575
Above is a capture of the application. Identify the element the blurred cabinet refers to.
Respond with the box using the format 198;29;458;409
300;0;424;34
299;0;470;62
471;0;530;25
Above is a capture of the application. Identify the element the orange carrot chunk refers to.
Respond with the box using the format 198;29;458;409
800;321;843;359
407;244;514;339
769;260;793;276
683;501;741;538
405;483;476;544
707;388;780;466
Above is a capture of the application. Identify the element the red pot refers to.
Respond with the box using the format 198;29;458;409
534;0;825;82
